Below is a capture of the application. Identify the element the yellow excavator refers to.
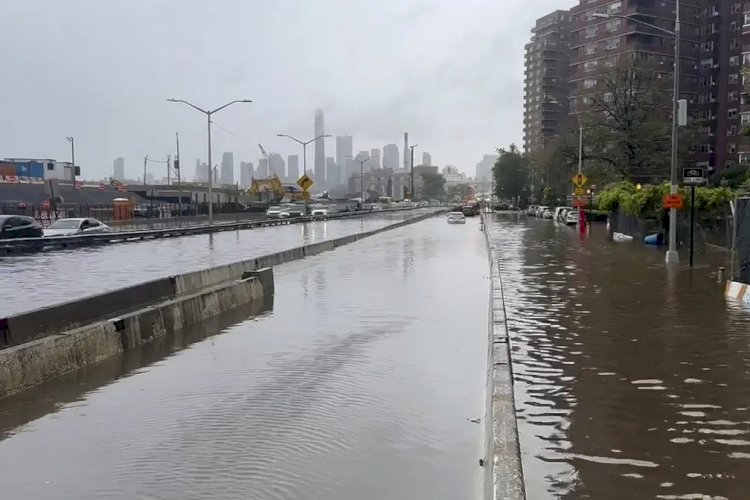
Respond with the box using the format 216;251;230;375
248;175;307;203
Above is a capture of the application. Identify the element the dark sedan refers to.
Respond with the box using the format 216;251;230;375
0;215;43;239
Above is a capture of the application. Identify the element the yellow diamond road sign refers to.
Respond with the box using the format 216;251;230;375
297;174;313;191
572;173;588;187
575;187;585;196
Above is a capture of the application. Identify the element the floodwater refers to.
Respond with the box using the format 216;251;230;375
0;209;435;316
487;212;750;499
0;215;487;500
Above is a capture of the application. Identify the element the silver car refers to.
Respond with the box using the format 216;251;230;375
44;218;110;237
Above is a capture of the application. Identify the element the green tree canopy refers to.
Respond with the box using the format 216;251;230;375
419;171;446;200
493;144;528;202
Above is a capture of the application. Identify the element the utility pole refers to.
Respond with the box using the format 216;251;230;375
176;132;182;216
167;155;171;186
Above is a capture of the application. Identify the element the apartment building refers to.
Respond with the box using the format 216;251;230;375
523;9;573;153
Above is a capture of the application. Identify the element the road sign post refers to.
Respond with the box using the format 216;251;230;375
572;174;589;235
682;167;704;268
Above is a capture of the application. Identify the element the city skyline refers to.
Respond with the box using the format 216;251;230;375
0;1;565;181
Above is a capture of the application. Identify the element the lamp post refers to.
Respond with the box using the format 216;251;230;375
167;98;252;225
569;97;585;232
594;2;680;263
276;133;330;180
409;144;418;200
65;136;75;184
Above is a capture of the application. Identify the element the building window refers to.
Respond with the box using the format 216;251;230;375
698;144;711;154
731;21;741;31
584;78;597;89
702;41;714;52
47;163;54;171
729;91;739;102
728;143;738;154
728;125;738;136
730;55;740;67
607;1;622;14
585;26;598;38
584;60;598;72
732;2;742;14
745;12;750;26
729;73;739;85
700;58;714;69
605;37;621;50
730;38;740;50
604;91;613;103
585;43;597;55
743;52;750;65
740;153;750;165
729;108;738;119
606;19;621;32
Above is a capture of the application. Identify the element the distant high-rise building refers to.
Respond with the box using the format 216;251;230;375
369;149;381;171
194;158;209;182
336;135;353;182
220;152;234;185
325;157;337;187
383;144;399;169
269;153;285;178
240;162;254;188
113;157;125;180
314;109;326;188
422;152;432;167
475;154;497;184
287;155;300;181
257;158;269;178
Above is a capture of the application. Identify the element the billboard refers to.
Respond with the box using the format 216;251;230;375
0;161;45;184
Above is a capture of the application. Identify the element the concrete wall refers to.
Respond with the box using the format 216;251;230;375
0;273;268;398
481;214;526;500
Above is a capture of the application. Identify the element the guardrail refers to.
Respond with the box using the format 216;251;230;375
0;207;429;256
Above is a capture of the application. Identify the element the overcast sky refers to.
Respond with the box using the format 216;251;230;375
0;0;571;181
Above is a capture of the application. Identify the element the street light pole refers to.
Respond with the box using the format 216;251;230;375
409;144;418;200
66;136;75;184
167;98;252;225
277;134;330;180
594;4;680;262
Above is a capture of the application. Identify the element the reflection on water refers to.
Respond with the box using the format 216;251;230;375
488;213;750;500
0;216;486;500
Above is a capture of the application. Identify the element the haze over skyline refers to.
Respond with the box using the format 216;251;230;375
0;0;570;179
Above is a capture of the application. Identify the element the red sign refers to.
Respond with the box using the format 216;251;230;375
663;194;684;210
42;200;50;210
573;198;587;208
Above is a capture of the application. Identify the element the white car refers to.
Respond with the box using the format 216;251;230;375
44;218;110;237
310;204;331;217
565;210;579;225
266;206;287;218
447;211;466;224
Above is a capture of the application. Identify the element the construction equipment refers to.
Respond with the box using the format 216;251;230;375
248;175;308;203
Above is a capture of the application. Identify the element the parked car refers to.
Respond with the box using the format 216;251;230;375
542;208;554;219
565;210;580;225
43;218;110;237
0;215;43;239
554;207;572;222
266;206;286;218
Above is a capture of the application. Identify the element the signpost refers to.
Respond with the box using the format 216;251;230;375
682;167;705;268
297;174;313;212
572;174;589;234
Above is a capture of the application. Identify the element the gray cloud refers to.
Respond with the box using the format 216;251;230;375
0;0;570;179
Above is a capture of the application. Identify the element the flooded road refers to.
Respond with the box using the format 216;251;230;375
0;209;434;316
488;212;750;499
0;215;487;500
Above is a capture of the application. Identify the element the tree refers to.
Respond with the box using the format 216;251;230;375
447;183;470;202
580;58;674;180
419;171;446;200
493;144;529;203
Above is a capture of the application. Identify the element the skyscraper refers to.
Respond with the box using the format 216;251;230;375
403;133;409;170
287;155;300;181
220;152;234;185
422;152;432;167
113;157;125;180
383;144;399;169
369;149;381;170
314;109;326;188
240;162;254;188
257;158;269;178
194;158;209;182
336;135;353;183
326;157;337;187
269;153;285;178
